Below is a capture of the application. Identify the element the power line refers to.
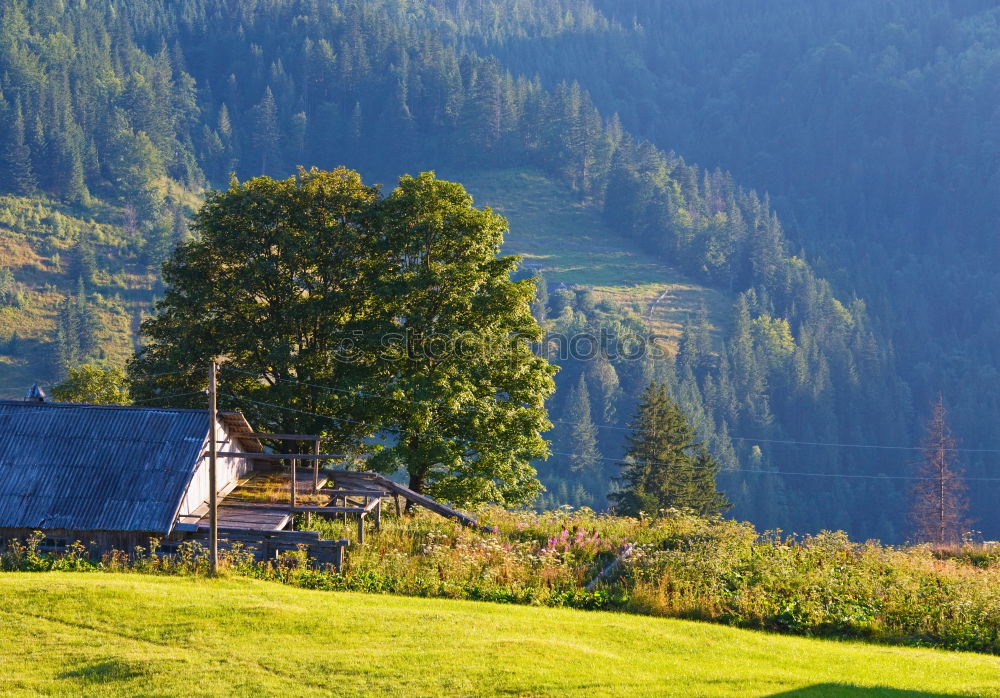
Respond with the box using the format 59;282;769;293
219;366;1000;455
218;391;1000;483
133;391;207;404
132;368;196;380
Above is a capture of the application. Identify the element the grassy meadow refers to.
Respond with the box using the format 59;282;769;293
450;167;731;350
2;572;999;697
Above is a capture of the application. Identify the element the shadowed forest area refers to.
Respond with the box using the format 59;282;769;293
1;0;998;542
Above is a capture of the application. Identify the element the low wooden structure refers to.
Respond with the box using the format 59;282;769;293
0;397;479;569
0;400;347;568
211;439;481;546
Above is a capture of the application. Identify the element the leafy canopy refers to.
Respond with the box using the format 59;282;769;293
366;173;556;505
130;167;556;507
51;364;130;406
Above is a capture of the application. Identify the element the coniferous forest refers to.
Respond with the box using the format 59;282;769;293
1;0;998;542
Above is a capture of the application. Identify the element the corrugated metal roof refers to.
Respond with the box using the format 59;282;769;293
219;412;264;453
0;401;210;534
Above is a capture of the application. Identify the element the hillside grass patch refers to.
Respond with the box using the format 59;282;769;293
449;168;730;348
1;572;999;696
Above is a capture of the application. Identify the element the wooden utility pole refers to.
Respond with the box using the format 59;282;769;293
313;439;321;492
208;359;219;575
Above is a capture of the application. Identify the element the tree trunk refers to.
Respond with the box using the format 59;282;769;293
405;466;427;514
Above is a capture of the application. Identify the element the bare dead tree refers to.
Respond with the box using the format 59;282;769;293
910;396;968;546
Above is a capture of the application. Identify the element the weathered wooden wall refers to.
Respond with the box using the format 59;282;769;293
175;421;255;522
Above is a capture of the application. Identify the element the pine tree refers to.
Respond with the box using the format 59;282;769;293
610;382;730;517
560;373;600;474
64;142;90;205
0;266;12;306
253;86;280;174
74;277;99;359
55;295;80;378
910;396;968;546
5;101;37;195
75;234;97;290
588;356;621;424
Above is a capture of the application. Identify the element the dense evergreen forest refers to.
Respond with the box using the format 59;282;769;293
0;0;995;542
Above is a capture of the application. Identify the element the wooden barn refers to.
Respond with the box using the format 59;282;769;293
0;396;475;569
0;399;347;564
0;399;254;548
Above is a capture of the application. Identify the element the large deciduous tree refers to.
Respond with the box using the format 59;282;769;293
129;167;382;445
610;382;729;517
130;168;555;507
365;173;555;506
910;396;968;546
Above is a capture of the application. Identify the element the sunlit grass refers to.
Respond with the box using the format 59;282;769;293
447;167;731;347
2;572;999;697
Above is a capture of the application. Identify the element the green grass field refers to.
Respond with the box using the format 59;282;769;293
1;573;998;697
448;167;730;350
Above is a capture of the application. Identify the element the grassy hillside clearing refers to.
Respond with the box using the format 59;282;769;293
1;573;998;697
0;196;158;397
448;168;730;352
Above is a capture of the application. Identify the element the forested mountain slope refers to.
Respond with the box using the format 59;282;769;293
472;0;1000;523
0;0;972;541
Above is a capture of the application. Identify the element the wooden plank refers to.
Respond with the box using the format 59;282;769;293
216;452;345;461
244;433;325;441
291;506;367;514
197;501;292;532
193;526;343;546
319;488;389;497
330;471;377;481
312;440;321;493
363;472;480;527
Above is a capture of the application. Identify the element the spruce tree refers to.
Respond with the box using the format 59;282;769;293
75;276;98;358
55;295;80;378
610;382;730;517
5;101;37;195
560;373;600;475
253;86;280;174
910;396;968;545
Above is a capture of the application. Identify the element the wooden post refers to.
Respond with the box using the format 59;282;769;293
208;360;218;576
312;439;320;493
394;493;401;518
357;513;365;545
375;499;381;532
290;458;297;513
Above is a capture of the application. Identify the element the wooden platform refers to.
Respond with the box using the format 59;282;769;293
200;503;291;531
